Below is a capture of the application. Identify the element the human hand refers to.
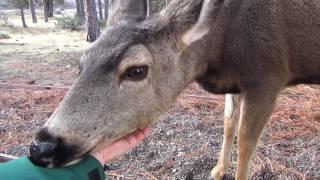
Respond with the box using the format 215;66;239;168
90;128;150;165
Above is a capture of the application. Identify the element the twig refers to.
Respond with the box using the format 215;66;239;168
183;94;224;101
0;83;69;91
137;171;159;180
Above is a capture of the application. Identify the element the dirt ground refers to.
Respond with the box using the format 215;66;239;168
1;11;320;180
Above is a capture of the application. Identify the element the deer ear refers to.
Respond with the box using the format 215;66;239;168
181;0;216;46
158;0;205;41
182;21;209;46
108;0;148;27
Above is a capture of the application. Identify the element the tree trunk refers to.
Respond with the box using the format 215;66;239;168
147;0;150;17
104;0;108;22
29;0;37;23
85;0;100;42
43;0;49;22
98;0;103;20
76;0;81;16
76;0;85;24
80;0;85;17
108;0;147;26
108;0;112;22
20;7;27;28
48;0;53;17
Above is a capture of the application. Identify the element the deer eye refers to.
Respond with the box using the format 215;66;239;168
123;66;149;81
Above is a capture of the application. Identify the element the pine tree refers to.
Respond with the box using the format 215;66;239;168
28;0;37;23
85;0;100;42
11;0;29;28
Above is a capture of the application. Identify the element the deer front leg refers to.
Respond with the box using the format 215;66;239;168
235;86;280;180
211;94;241;180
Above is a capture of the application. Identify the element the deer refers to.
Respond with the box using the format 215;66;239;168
28;0;320;179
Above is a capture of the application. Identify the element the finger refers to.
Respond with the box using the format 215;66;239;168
90;128;151;164
125;128;150;147
136;130;147;141
143;128;150;136
134;130;144;141
134;128;149;142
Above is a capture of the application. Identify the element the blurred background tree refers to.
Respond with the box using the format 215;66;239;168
104;0;108;22
10;0;29;28
43;0;64;22
85;0;100;42
97;0;103;20
75;0;85;21
28;0;37;23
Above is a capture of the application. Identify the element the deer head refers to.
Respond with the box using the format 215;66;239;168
30;0;208;167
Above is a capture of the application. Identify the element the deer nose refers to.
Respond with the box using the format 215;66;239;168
29;140;59;166
29;128;81;167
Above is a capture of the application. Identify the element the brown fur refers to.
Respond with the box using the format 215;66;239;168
32;0;320;179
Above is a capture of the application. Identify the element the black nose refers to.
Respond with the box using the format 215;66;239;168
29;128;80;167
29;128;61;166
29;141;59;166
